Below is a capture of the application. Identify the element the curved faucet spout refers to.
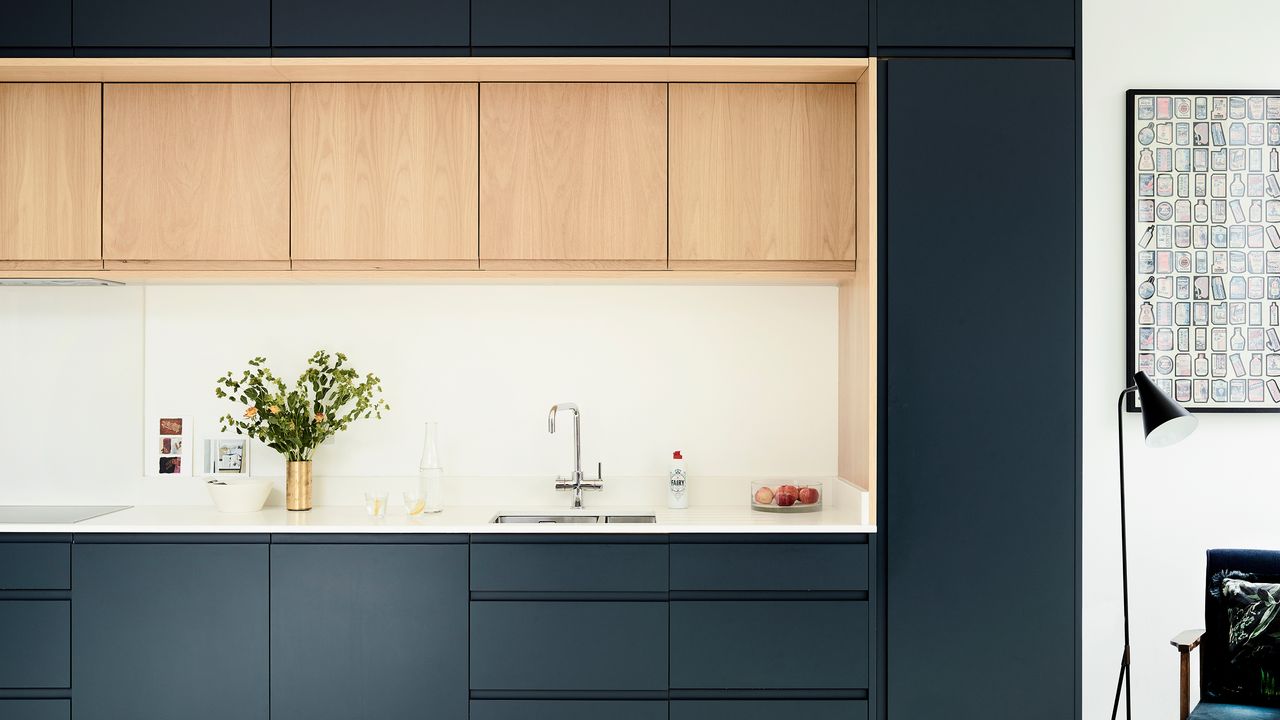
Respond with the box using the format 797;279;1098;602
548;402;580;434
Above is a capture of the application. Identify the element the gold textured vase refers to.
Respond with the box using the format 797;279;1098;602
285;460;313;511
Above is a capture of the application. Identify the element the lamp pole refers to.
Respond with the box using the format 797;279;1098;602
1110;384;1137;720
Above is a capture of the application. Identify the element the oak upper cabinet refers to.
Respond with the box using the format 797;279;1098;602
0;84;101;269
479;83;666;269
669;83;856;270
291;83;479;269
103;83;289;268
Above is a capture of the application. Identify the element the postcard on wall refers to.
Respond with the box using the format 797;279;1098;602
149;416;192;476
1129;89;1280;411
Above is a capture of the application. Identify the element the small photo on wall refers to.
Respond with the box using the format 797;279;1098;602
203;438;249;475
159;418;183;436
159;456;182;474
149;415;192;477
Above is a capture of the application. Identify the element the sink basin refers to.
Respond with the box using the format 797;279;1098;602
604;515;657;523
492;514;600;524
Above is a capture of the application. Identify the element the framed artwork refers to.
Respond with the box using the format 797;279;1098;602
1128;89;1280;411
203;438;249;475
149;416;192;475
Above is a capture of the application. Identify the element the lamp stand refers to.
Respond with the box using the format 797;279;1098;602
1111;385;1137;720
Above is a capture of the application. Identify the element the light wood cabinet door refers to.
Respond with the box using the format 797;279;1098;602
291;83;479;270
0;83;101;269
103;83;289;269
480;83;666;269
670;83;856;269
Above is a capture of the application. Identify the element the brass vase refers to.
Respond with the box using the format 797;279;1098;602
285;460;313;511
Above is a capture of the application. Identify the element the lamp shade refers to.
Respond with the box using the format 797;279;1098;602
1133;370;1198;448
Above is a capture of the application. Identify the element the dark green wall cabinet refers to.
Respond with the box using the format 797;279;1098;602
271;0;469;55
671;0;868;53
884;58;1077;720
269;538;469;720
72;539;270;720
877;0;1076;48
72;0;269;54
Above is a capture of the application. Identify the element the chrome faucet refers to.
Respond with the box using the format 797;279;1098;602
548;402;602;509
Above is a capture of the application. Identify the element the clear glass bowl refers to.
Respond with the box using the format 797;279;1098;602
750;480;823;513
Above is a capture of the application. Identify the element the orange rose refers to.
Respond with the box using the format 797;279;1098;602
314;412;326;423
244;406;258;418
268;405;280;414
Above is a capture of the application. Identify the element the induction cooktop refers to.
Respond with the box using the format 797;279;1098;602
0;506;131;523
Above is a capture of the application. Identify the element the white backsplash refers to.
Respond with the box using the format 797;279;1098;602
1;283;842;506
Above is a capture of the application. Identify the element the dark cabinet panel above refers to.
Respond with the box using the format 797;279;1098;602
471;0;669;49
0;0;71;49
877;0;1075;48
671;0;867;49
73;0;269;49
271;0;468;50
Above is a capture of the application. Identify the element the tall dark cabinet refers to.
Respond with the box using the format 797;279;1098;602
881;58;1078;719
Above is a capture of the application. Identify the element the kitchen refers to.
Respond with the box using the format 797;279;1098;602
0;2;1079;720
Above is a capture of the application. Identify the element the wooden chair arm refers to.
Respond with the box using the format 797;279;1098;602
1171;629;1204;653
1171;629;1204;720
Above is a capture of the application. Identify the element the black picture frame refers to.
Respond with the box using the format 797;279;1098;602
1126;88;1280;412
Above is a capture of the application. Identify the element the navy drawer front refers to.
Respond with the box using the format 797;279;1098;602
0;601;70;689
670;601;868;690
0;543;69;590
0;700;71;720
472;700;667;720
671;700;868;720
0;1;72;48
471;0;668;48
73;0;270;48
670;0;868;48
471;601;668;690
271;0;468;48
670;543;867;592
470;543;667;593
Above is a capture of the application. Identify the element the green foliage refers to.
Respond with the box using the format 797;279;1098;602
215;350;389;461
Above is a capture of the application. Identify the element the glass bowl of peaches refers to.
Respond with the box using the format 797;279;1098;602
750;480;823;513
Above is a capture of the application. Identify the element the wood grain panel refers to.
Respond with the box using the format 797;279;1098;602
0;83;101;265
480;82;666;267
292;83;478;267
103;83;289;263
669;83;856;266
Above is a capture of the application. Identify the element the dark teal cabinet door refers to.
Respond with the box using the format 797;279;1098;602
72;541;269;720
0;542;69;590
670;601;868;689
671;0;867;50
73;0;269;51
471;601;668;690
271;0;468;53
884;59;1077;720
0;601;69;688
0;700;70;720
471;0;668;51
0;1;71;51
472;700;667;720
877;0;1075;48
671;700;867;720
270;541;469;720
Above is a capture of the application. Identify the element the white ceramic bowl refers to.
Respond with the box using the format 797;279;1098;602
206;479;272;513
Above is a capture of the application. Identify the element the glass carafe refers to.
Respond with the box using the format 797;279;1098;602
418;422;445;514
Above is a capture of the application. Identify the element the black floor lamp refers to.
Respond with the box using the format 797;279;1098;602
1111;370;1198;720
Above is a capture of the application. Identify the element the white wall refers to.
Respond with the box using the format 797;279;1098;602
0;283;839;504
1084;3;1280;718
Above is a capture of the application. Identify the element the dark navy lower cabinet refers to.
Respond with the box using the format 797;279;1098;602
0;601;69;688
470;600;668;691
271;0;468;55
877;0;1075;49
670;601;868;689
72;0;269;53
671;700;868;720
0;700;70;720
269;537;469;720
0;540;70;590
470;0;668;53
72;538;270;720
670;0;868;53
885;58;1077;720
471;700;668;720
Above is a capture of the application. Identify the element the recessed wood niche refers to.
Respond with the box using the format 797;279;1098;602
0;56;877;512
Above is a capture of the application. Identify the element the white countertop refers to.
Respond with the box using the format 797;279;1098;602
0;503;875;534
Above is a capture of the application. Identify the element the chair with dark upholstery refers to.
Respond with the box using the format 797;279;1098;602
1176;549;1280;720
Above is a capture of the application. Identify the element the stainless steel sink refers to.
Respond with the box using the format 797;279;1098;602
604;515;657;523
491;514;600;524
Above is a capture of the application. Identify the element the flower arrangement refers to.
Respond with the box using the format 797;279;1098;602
215;350;389;462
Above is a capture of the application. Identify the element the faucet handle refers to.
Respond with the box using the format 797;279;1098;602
596;462;603;480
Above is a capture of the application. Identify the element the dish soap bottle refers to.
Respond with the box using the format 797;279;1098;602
668;451;689;509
